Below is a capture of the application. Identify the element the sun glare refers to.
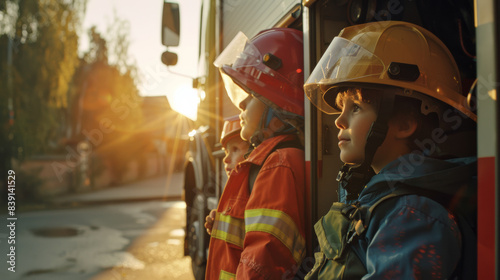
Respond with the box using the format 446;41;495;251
168;85;200;121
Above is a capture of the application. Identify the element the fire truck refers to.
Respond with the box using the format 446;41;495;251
161;0;498;279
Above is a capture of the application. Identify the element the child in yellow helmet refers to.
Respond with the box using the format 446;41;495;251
305;21;476;279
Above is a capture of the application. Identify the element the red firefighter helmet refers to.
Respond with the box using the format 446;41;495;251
220;115;242;148
214;28;304;117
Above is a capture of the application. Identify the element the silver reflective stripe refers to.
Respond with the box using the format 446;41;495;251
245;208;305;263
212;212;245;248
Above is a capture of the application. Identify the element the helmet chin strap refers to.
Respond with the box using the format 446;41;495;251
336;92;395;201
249;106;270;147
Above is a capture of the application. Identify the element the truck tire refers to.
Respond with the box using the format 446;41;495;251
187;195;207;280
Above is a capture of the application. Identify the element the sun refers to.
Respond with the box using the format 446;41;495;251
168;85;200;121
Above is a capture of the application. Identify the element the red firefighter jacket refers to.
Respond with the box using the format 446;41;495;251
205;134;307;280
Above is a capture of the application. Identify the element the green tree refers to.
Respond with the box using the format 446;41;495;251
72;22;144;184
0;0;85;160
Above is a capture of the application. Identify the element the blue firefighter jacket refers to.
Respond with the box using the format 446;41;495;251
344;154;477;279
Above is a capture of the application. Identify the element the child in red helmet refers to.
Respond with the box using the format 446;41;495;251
205;28;308;280
220;115;250;176
205;116;249;235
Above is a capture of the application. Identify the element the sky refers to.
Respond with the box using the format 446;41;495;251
80;0;201;120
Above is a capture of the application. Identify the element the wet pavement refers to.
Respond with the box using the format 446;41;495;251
91;202;195;280
0;173;195;280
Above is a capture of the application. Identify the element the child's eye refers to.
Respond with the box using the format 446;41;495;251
352;104;361;112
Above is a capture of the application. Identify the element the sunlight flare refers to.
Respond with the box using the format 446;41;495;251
168;85;200;121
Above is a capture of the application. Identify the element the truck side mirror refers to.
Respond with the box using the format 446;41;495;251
161;51;178;66
162;2;180;47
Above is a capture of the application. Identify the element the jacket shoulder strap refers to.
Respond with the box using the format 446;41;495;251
248;139;304;194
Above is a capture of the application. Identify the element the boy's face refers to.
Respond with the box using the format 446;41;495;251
223;138;249;176
238;95;267;141
335;97;377;165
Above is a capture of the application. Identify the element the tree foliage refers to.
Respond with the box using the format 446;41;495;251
0;0;85;160
72;22;145;183
0;0;145;184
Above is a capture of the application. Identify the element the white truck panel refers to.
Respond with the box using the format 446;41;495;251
221;0;301;48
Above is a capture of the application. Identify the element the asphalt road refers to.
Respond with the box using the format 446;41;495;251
0;174;195;280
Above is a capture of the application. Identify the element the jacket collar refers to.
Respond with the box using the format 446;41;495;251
358;154;477;203
245;134;296;166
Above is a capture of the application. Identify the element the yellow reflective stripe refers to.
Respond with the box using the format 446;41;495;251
211;212;245;248
219;270;236;280
245;208;305;263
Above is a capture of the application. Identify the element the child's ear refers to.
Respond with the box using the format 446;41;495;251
395;117;418;139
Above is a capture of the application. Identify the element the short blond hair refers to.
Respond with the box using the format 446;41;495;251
335;88;378;110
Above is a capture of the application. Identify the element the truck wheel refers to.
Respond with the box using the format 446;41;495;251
187;200;207;280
